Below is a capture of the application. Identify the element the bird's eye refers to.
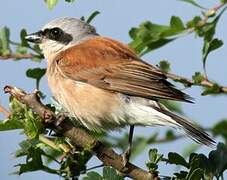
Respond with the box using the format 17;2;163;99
49;27;62;39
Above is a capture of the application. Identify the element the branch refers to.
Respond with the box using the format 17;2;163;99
161;2;227;94
187;2;226;33
147;134;185;144
165;72;227;93
3;85;158;180
0;53;38;60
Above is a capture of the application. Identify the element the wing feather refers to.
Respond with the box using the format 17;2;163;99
55;37;193;102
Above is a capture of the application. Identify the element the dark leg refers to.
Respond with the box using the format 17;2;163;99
48;112;69;136
55;112;69;126
122;125;134;166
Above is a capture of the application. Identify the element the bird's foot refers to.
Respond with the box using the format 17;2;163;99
48;112;69;136
121;146;131;167
55;112;69;127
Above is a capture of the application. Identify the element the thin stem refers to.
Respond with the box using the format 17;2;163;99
39;134;61;151
10;40;43;55
187;2;226;33
82;164;104;173
147;135;185;144
165;71;227;93
0;53;36;60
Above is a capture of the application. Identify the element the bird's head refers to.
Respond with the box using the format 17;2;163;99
25;17;98;60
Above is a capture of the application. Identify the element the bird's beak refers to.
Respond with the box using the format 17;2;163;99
25;31;42;43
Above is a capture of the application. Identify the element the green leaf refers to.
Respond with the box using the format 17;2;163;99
165;130;175;140
83;172;103;180
212;119;227;140
16;29;29;55
192;72;204;84
129;19;186;56
5;97;27;130
159;60;170;72
201;83;221;96
186;16;202;29
17;149;42;174
26;68;46;89
5;97;44;136
146;162;158;172
15;140;43;174
200;8;227;71
186;168;204;180
182;143;201;159
65;0;75;2
188;153;215;178
149;149;158;162
208;143;227;177
174;171;188;179
146;148;163;171
202;7;227;41
178;0;206;10
44;0;58;10
16;139;39;157
201;23;217;41
131;137;147;158
26;68;46;80
14;139;62;176
32;44;43;55
167;152;189;168
129;21;169;44
44;147;62;164
159;100;183;114
139;38;175;56
170;16;185;30
129;28;139;39
16;46;28;55
20;29;29;47
202;38;223;70
24;110;44;139
86;11;100;24
80;16;85;21
0;119;23;131
146;132;158;144
189;153;208;170
0;27;11;55
103;166;124;180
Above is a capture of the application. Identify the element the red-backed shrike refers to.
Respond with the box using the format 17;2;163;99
25;17;214;162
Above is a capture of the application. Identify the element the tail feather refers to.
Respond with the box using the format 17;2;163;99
153;105;215;146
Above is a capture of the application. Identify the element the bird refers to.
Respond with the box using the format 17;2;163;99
25;17;215;164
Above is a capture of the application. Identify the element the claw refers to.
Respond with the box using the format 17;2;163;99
120;125;134;167
55;112;69;127
121;146;131;167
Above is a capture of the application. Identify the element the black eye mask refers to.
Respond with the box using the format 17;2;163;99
42;27;73;45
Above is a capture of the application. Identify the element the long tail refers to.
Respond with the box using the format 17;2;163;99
153;105;215;146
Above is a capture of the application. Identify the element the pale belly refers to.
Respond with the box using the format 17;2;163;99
47;69;177;131
48;74;129;131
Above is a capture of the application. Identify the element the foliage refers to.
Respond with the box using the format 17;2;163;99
44;0;75;10
0;0;227;180
83;167;124;180
146;143;227;179
26;68;46;89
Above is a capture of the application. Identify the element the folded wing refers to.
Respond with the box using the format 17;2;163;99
55;37;193;102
